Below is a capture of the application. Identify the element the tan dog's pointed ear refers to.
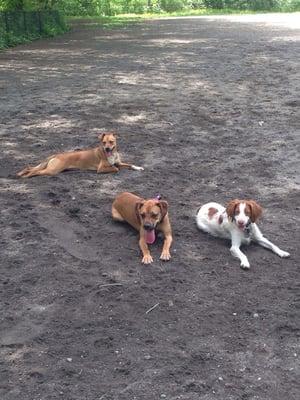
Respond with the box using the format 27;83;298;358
226;199;240;221
135;201;144;221
98;133;106;141
247;200;262;222
158;200;168;221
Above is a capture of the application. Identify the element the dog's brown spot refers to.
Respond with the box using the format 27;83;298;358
218;215;223;224
208;207;218;220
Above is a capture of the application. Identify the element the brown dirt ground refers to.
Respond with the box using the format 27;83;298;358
0;14;299;400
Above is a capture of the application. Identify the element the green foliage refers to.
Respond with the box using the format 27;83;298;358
159;0;184;12
69;0;300;15
0;10;68;49
0;0;299;15
0;0;298;50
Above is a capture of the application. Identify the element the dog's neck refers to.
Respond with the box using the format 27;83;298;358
100;145;118;166
228;215;252;236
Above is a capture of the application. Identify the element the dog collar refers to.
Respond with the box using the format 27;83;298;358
245;221;252;235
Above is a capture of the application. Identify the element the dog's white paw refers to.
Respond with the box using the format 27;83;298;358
160;251;171;261
142;254;153;264
240;259;250;269
278;250;290;258
132;165;144;171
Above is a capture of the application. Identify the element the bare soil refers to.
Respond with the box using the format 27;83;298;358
0;14;299;400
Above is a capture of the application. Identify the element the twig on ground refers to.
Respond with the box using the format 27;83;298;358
98;283;123;288
146;302;160;314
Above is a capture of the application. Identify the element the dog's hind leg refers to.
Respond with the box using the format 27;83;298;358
22;158;65;177
18;160;48;178
17;167;31;177
24;168;58;177
196;217;211;234
112;206;124;222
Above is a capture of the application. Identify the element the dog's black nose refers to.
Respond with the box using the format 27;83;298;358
143;223;154;231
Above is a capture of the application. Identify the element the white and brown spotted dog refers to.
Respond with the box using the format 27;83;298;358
17;132;143;178
196;199;290;269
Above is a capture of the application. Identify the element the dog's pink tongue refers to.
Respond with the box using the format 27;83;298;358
145;229;156;244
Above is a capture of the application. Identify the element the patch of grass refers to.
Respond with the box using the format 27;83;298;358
67;8;300;29
66;15;143;30
150;8;269;16
42;23;69;37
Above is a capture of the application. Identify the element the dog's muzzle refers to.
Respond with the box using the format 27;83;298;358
143;223;155;231
236;220;251;231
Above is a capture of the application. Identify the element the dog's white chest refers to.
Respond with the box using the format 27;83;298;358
107;152;119;166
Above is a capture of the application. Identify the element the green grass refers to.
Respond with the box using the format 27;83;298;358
66;15;143;30
67;8;300;29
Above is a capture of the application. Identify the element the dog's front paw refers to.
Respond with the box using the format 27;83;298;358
240;259;250;269
132;165;144;171
160;251;171;261
142;254;153;264
278;250;290;258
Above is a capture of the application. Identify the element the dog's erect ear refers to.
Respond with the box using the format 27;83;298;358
135;201;144;221
158;200;168;221
247;200;262;222
226;199;240;221
99;132;117;140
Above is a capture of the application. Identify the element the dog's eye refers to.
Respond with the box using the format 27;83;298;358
151;213;158;218
141;213;146;219
109;141;114;145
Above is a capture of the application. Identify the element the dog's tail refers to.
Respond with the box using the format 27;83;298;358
17;156;54;178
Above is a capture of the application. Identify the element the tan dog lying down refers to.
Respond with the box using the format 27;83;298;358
17;132;143;178
112;192;173;264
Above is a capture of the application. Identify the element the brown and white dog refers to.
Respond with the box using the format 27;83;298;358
17;132;144;178
196;199;290;269
112;192;173;264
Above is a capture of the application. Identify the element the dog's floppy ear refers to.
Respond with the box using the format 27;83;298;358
158;200;168;221
98;133;106;141
247;200;262;222
135;201;144;221
226;199;240;221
